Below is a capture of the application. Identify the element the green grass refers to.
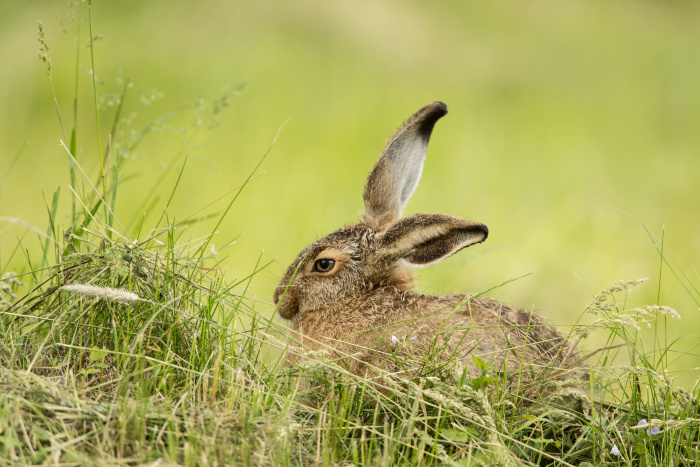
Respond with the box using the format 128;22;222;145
2;1;700;465
3;234;700;465
2;226;700;465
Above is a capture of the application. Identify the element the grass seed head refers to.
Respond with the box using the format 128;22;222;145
61;284;141;304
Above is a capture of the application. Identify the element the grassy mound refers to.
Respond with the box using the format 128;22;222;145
2;239;699;465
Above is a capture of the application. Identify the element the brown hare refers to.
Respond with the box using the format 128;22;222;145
274;102;576;384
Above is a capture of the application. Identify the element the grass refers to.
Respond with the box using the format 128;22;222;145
2;234;700;465
2;2;700;465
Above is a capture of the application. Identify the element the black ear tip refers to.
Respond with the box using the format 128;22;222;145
416;102;448;138
433;101;448;114
473;223;489;240
425;101;448;120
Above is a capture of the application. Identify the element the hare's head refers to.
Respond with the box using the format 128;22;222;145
274;102;488;320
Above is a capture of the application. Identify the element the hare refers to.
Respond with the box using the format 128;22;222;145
274;102;577;384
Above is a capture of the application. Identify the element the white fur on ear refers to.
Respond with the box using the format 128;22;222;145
388;138;428;214
378;213;488;268
362;102;448;231
397;258;432;270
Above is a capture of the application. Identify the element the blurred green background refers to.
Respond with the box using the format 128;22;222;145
2;1;699;382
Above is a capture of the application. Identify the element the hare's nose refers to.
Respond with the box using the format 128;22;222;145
273;282;294;304
274;285;300;320
273;285;282;304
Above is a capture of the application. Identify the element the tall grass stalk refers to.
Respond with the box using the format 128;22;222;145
87;0;106;201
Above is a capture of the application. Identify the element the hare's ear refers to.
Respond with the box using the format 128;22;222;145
362;102;448;231
378;213;488;268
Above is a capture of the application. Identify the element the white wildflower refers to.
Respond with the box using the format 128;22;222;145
636;418;662;435
611;443;621;456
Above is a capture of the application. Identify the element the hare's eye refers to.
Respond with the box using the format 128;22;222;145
313;258;336;273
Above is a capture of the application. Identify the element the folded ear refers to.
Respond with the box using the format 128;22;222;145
362;102;448;231
377;213;488;268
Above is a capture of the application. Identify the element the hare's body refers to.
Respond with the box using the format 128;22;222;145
275;102;576;382
289;289;568;380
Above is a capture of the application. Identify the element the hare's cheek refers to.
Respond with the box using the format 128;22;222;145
325;277;359;303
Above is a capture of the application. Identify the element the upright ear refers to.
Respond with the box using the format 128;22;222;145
362;102;448;231
377;213;488;268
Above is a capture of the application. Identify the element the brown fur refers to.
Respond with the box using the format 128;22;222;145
274;102;578;384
